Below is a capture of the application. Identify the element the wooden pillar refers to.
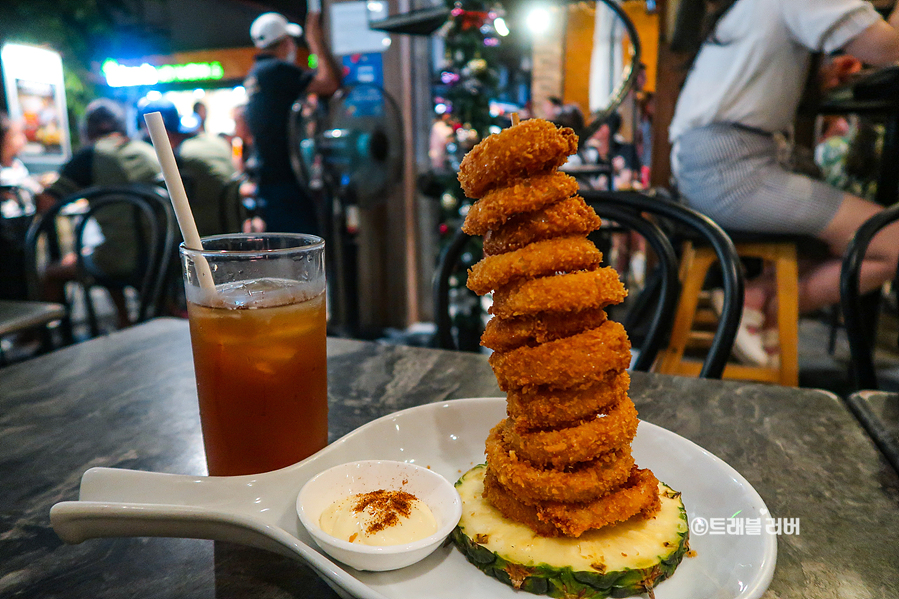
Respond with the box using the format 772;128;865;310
649;0;690;189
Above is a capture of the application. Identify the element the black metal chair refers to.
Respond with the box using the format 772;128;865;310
581;190;744;379
433;196;684;374
0;185;37;302
433;230;484;353
840;202;899;391
24;184;176;339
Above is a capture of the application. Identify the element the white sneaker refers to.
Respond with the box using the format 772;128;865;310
711;289;769;366
762;329;781;369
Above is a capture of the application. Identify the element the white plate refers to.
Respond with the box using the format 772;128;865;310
51;398;776;599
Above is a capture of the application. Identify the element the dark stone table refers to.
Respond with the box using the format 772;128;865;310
1;318;897;598
846;390;899;475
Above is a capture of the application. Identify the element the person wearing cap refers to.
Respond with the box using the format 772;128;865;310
244;10;341;235
36;98;162;327
137;98;240;237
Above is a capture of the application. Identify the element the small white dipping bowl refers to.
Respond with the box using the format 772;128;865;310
297;460;462;571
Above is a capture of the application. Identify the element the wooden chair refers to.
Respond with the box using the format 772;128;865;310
658;232;802;386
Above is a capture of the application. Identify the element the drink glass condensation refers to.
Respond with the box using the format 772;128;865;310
180;233;327;476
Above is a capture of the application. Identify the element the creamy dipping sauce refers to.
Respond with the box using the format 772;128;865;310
320;489;438;546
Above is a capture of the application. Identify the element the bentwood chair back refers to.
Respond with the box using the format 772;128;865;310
840;201;899;391
433;198;683;373
580;189;745;379
25;184;176;338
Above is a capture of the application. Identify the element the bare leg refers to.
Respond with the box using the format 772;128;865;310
798;194;899;313
41;253;77;304
107;288;132;329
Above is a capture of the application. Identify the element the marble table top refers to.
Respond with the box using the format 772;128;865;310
846;390;899;475
1;318;897;598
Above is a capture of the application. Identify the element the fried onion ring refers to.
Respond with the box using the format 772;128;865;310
490;268;627;319
458;120;578;198
483;466;662;537
483;196;601;256
502;397;638;468
461;171;579;236
467;236;601;296
485;424;634;503
506;371;630;428
488;320;631;391
480;308;607;352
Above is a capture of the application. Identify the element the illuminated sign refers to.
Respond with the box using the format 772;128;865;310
102;59;225;87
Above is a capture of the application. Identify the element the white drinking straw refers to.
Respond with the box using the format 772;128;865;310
143;111;216;292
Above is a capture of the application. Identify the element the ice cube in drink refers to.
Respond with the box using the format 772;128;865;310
187;277;328;476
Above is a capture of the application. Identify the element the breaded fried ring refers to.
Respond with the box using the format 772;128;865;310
467;236;601;296
506;371;630;428
483;196;601;256
485;424;634;503
488;321;631;391
483;466;662;538
490;268;627;319
458;120;578;198
461;171;579;236
481;308;607;352
502;397;638;469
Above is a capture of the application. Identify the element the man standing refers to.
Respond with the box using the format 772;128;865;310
244;10;342;235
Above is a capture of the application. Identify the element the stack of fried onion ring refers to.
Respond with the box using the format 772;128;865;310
458;118;661;537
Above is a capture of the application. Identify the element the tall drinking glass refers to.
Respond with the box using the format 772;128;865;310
180;233;327;476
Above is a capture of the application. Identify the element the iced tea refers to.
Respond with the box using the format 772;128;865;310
187;278;328;476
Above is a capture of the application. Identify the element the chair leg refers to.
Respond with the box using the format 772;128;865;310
827;306;840;355
658;245;718;374
83;283;101;338
774;245;800;387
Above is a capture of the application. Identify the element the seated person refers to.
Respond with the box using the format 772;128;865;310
1;110;42;301
36;98;161;328
0;111;41;196
669;0;899;366
137;98;241;235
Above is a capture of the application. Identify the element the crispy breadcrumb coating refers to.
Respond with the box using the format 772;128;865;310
458;120;578;198
501;396;638;469
483;196;602;256
462;171;579;236
467;236;601;296
485;424;635;503
490;268;627;319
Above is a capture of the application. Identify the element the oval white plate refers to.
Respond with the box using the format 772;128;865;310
51;397;776;599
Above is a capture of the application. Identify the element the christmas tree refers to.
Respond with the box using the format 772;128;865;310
432;0;505;351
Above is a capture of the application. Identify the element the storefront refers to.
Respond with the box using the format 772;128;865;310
97;46;308;138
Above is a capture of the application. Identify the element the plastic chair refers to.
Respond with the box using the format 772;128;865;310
25;184;176;339
840;202;899;391
432;197;682;374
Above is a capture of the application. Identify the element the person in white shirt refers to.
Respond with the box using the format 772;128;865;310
669;0;899;365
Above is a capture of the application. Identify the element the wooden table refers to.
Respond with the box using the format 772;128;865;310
0;299;65;337
1;318;897;598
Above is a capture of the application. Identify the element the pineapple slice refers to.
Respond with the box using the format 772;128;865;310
452;464;689;598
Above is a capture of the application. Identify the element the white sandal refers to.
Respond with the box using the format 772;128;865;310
711;290;769;366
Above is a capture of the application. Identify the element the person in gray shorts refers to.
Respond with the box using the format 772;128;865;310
669;0;899;366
